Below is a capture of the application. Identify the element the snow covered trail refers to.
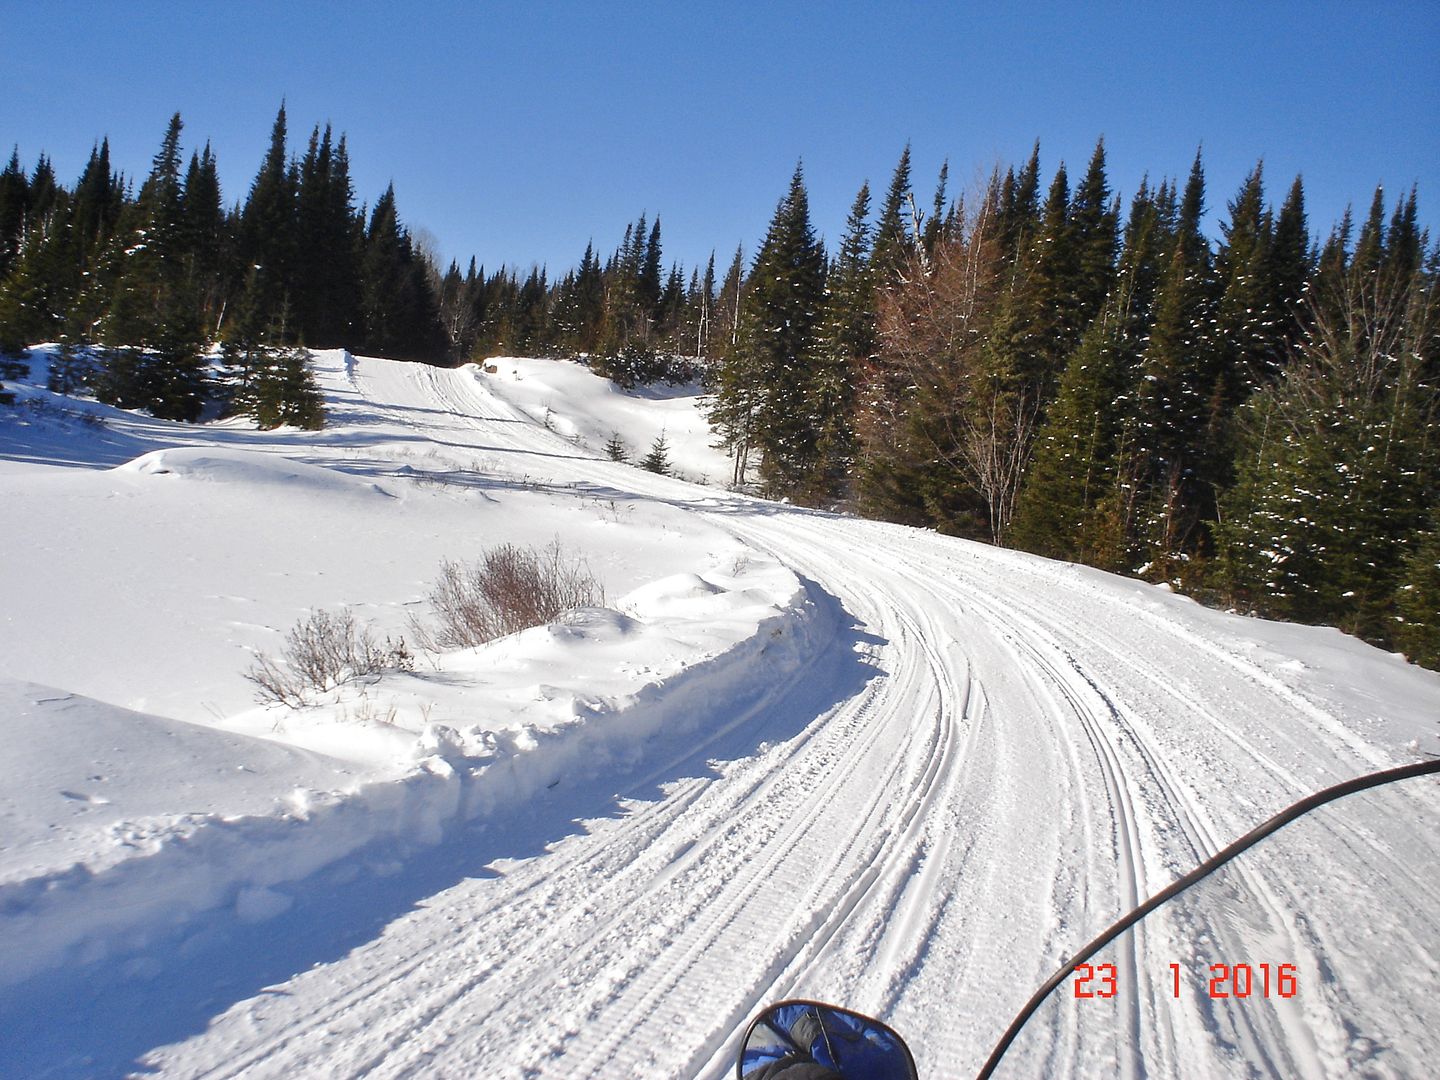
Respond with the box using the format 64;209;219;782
6;353;1439;1078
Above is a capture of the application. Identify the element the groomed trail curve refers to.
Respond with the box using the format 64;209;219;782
123;356;1440;1077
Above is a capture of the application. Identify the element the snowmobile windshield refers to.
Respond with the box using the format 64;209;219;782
740;1001;917;1079
985;776;1440;1077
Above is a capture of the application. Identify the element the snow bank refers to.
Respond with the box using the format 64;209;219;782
0;554;831;991
116;446;397;502
474;356;732;484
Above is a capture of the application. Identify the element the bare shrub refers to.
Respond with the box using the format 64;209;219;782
246;608;413;708
413;542;603;650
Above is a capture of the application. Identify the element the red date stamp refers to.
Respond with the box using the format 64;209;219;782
1073;962;1299;999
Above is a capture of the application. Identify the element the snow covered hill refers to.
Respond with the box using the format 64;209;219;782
1;348;1437;1078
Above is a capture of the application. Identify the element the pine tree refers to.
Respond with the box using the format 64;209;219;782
1393;524;1440;669
994;142;1043;260
604;431;628;462
293;124;361;347
180;142;227;336
1267;175;1312;355
240;104;299;340
1220;254;1437;643
641;431;671;475
808;181;875;500
922;161;950;256
359;184;445;361
710;163;827;497
246;344;325;429
708;245;746;363
1121;151;1222;575
1067;138;1119;334
1214;163;1280;403
0;148;27;279
870;146;914;285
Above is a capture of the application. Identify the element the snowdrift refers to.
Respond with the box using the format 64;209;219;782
0;555;831;991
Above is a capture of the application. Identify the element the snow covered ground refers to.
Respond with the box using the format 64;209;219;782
1;346;1437;1078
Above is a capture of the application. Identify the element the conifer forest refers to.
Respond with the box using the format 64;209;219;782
1;111;1436;668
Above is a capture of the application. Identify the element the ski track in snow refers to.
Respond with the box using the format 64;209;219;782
5;352;1438;1079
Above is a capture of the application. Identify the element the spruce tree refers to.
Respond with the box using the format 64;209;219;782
808;181;875;500
359;184;445;361
1220;255;1437;643
641;431;671;475
870;146;914;285
294;124;361;347
922;161;950;256
1121;151;1222;575
998;142;1043;257
1267;175;1312;355
0;149;27;280
1010;177;1167;564
246;344;324;429
711;163;827;497
240;104;299;340
1215;163;1280;402
1067;138;1119;334
180;142;227;336
708;245;746;364
1394;524;1440;669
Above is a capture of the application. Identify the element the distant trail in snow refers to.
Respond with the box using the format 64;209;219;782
8;354;1437;1079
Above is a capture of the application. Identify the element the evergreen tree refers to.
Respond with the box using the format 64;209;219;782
1067;138;1119;334
641;431;672;475
710;164;827;496
998;142;1043;257
808;181;875;500
180;142;227;336
1214;163;1280;403
240;104;299;340
70;139;123;269
0;148;27;279
359;184;445;361
102;115;185;334
1220;256;1437;643
604;431;628;462
573;241;606;353
1393;523;1440;669
640;217;664;318
245;344;325;429
1122;150;1222;575
870;146;914;285
922;161;950;256
293;124;361;347
47;336;93;395
1009;174;1165;563
1267;175;1312;355
708;244;746;364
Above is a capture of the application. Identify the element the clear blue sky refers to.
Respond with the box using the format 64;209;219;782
3;2;1436;277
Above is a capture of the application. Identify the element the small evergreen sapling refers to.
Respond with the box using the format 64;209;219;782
641;431;672;475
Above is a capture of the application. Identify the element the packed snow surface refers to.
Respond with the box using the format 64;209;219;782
1;347;1437;1078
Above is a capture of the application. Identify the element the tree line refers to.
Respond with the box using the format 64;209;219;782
0;106;446;424
433;213;739;388
704;144;1437;668
0;105;749;414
